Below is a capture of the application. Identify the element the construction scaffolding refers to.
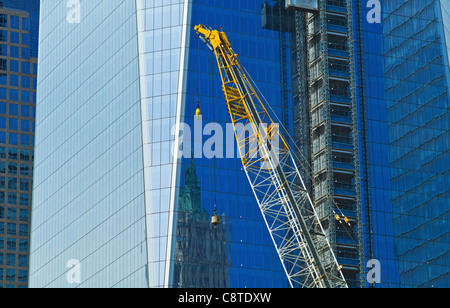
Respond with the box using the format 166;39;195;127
285;0;364;287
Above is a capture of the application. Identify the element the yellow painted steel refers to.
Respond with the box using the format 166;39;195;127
195;24;348;288
194;24;290;167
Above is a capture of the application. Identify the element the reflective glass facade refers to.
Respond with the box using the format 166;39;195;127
30;0;449;289
355;0;450;287
0;0;39;289
30;0;148;288
30;0;292;288
139;0;291;288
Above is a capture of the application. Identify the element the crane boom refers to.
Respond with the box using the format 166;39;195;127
195;25;347;288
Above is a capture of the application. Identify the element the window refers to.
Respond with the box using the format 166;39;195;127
332;126;352;144
20;134;29;146
22;33;29;45
327;15;347;28
6;253;15;266
7;208;16;220
21;91;30;103
10;74;18;86
6;269;15;282
22;18;29;31
9;133;18;145
21;120;30;132
334;178;354;190
328;36;348;51
7;222;16;235
19;209;28;221
10;46;19;58
18;255;27;267
20;179;29;191
7;192;16;205
10;60;18;72
10;31;19;43
6;238;16;250
9;118;18;130
19;224;28;236
329;59;349;73
0;87;6;99
18;239;27;252
21;76;30;89
22;47;29;59
21;105;30;117
18;270;27;283
10;16;19;29
20;149;29;161
8;177;17;190
327;0;347;7
9;103;18;115
21;62;30;74
331;105;351;119
19;194;28;206
0;15;7;28
9;89;18;101
8;148;18;160
335;199;356;211
20;164;29;176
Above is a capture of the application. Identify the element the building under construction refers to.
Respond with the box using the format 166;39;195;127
263;0;363;287
28;0;449;288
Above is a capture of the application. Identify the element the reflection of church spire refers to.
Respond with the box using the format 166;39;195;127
185;156;199;189
174;156;230;288
178;155;203;215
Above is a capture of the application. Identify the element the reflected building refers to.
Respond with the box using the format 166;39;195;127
266;0;364;287
382;0;450;287
28;0;450;289
174;157;229;288
30;0;291;288
352;0;450;287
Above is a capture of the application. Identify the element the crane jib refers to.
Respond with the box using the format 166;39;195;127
195;24;348;289
229;64;333;289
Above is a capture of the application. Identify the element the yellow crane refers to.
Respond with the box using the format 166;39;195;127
195;24;347;288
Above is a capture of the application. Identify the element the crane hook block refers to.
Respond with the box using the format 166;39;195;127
195;99;201;120
211;215;220;230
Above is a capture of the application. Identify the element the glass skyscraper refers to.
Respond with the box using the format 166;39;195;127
29;0;292;288
354;0;449;287
29;0;449;289
0;0;39;289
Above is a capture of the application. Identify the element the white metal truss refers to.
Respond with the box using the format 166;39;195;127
239;120;347;288
195;25;348;288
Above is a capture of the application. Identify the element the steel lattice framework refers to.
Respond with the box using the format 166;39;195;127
195;25;347;288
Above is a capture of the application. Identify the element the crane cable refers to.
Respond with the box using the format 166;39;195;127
241;65;394;288
196;24;393;287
